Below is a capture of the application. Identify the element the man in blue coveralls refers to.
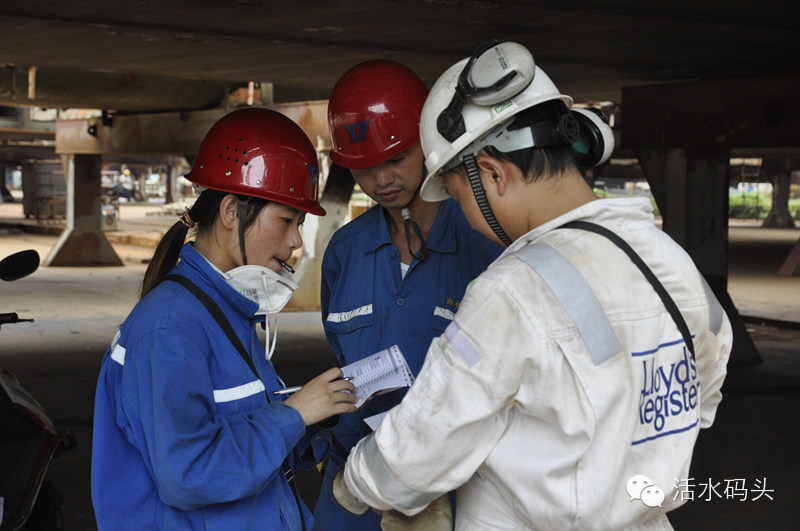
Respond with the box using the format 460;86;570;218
311;60;502;529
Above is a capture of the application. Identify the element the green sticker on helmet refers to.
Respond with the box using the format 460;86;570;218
494;101;513;113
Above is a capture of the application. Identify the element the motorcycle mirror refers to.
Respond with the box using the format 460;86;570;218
0;249;40;281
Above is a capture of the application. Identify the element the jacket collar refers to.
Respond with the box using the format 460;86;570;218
362;199;460;255
505;197;655;256
177;243;260;320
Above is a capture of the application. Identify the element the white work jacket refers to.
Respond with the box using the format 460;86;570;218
344;198;732;530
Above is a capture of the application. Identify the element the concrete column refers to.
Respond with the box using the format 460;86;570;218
43;154;123;266
638;147;760;366
166;160;184;205
0;165;8;203
762;158;798;229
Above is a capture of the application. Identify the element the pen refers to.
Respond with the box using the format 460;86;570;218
272;376;354;396
278;260;295;274
273;385;302;396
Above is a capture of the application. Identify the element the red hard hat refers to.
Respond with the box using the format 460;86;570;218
186;108;325;216
328;60;428;169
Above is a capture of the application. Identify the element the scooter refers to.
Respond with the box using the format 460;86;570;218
1;250;76;530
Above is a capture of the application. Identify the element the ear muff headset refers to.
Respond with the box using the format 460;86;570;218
436;40;536;143
570;107;615;167
421;41;614;247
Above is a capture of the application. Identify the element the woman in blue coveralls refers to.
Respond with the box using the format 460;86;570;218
311;60;502;529
91;108;358;530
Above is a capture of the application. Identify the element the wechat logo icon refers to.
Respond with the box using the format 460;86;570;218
626;475;665;508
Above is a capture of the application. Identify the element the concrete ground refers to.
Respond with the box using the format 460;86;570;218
1;200;798;530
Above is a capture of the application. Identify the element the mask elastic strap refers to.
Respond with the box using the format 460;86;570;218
259;272;280;360
464;154;513;247
401;208;429;262
264;316;279;361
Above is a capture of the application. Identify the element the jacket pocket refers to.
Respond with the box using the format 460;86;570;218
431;305;455;334
323;303;374;335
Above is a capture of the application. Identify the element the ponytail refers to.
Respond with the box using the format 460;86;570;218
138;189;272;300
139;189;227;299
139;220;190;299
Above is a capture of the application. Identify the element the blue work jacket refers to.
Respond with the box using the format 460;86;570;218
92;243;325;530
312;199;501;530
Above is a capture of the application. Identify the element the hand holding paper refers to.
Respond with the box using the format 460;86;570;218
341;345;414;409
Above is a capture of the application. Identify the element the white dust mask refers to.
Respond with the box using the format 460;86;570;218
223;264;298;360
223;264;298;315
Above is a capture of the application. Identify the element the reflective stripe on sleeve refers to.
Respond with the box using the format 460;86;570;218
110;344;126;366
513;244;622;365
444;321;481;368
109;330;125;365
700;276;725;335
326;304;373;323
213;380;265;403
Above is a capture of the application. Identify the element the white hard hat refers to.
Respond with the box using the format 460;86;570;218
420;41;573;201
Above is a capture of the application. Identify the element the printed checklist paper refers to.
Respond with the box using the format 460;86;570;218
341;345;414;409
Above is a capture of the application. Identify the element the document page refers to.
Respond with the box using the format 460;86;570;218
341;345;414;409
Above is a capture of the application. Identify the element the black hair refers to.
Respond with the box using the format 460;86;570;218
139;189;270;299
482;100;584;181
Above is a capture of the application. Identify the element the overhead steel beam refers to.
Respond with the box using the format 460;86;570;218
0;144;56;162
622;72;800;151
0;65;233;113
48;102;331;267
55;101;331;156
56;108;227;156
0;127;55;142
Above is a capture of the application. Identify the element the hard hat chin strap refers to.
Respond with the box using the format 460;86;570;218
401;207;429;262
399;161;430;262
464;154;513;247
237;198;249;265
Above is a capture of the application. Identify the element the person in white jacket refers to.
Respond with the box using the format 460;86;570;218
332;41;733;530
